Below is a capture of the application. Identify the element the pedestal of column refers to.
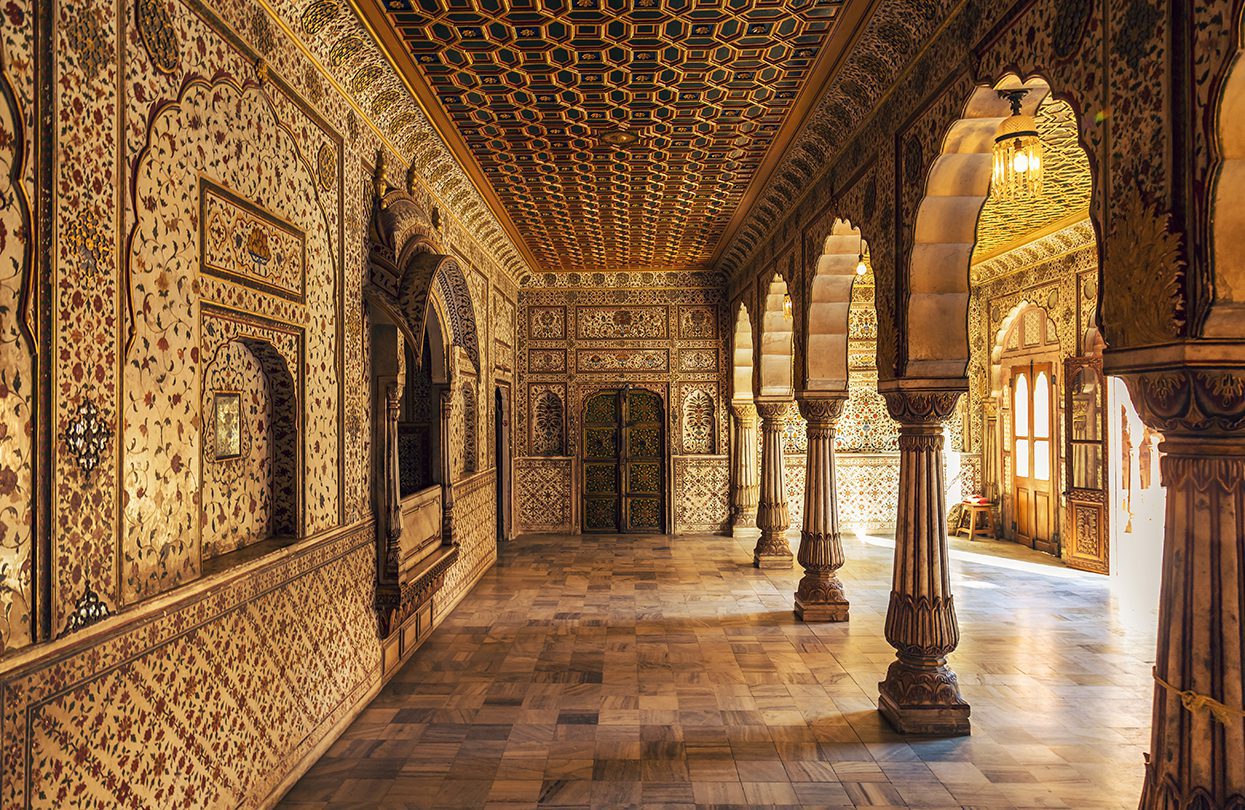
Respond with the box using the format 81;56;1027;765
730;401;760;530
1120;366;1245;808
877;384;970;736
794;394;849;622
753;400;793;568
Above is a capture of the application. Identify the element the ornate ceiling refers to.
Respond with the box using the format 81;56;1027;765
358;0;876;272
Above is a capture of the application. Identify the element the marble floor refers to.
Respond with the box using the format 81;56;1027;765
281;531;1158;809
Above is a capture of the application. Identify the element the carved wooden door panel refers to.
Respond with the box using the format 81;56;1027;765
582;391;621;533
621;388;664;533
1012;363;1056;552
1064;357;1109;573
581;388;665;533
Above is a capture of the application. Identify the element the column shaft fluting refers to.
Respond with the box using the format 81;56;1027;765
1127;365;1245;809
730;402;760;530
753;400;793;568
877;388;970;736
794;395;849;622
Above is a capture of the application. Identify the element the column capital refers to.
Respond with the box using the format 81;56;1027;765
754;399;791;422
878;379;965;425
730;400;758;421
1112;364;1245;440
796;392;847;424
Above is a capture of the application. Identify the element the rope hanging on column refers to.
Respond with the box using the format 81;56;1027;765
1153;668;1245;725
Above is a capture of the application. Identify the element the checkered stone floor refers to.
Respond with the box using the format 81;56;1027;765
280;531;1156;809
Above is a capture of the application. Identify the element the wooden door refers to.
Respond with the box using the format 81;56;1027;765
581;388;665;533
1063;357;1109;573
1012;363;1056;553
583;391;621;532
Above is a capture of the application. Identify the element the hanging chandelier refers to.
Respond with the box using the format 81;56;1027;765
855;235;868;276
782;292;793;319
992;89;1043;199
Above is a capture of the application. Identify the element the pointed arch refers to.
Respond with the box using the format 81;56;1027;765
905;76;1053;378
807;219;868;393
759;274;794;398
732;302;755;402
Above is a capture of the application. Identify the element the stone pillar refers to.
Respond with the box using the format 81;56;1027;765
1120;366;1245;808
753;399;793;568
794;394;849;622
877;384;970;736
440;387;457;547
730;401;760;529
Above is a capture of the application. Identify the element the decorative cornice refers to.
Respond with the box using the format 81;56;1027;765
969;217;1097;286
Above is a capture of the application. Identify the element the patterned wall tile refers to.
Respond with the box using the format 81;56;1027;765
515;458;574;533
672;456;729;534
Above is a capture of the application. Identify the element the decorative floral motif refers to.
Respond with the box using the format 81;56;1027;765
63;6;108;80
136;0;180;74
682;389;716;454
63;398;112;479
679;306;717;339
531;388;565;456
1103;195;1186;346
317;142;335;190
62;583;112;633
576;349;668;373
577;306;668;340
202;182;307;301
528;306;566;339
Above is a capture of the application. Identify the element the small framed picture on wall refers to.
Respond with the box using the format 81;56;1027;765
212;391;243;460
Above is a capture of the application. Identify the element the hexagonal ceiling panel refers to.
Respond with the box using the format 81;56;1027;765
361;0;868;272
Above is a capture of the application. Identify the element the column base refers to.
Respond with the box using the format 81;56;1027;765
754;550;793;569
877;660;970;736
794;595;849;622
731;512;758;530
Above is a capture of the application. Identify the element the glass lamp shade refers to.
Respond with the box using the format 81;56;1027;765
992;111;1043;199
782;293;793;319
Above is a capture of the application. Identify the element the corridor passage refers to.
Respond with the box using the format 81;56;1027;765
282;533;1154;809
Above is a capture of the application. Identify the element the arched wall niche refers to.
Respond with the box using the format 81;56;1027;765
732;301;755;402
1207;26;1245;338
200;335;299;560
807;218;868;393
759;273;794;398
905;75;1053;379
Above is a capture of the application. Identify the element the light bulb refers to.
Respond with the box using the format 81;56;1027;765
1013;152;1029;174
855;254;867;276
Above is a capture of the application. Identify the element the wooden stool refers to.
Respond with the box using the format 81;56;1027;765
956;501;996;541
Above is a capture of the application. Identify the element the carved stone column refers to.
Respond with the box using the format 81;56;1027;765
439;387;457;547
730;401;760;529
1117;365;1245;809
378;382;403;584
877;383;970;736
794;393;849;622
753;399;793;568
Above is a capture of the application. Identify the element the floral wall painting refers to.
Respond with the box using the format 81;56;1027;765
213;392;243;460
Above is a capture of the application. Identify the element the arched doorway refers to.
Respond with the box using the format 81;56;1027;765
581;387;665;534
993;302;1061;553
